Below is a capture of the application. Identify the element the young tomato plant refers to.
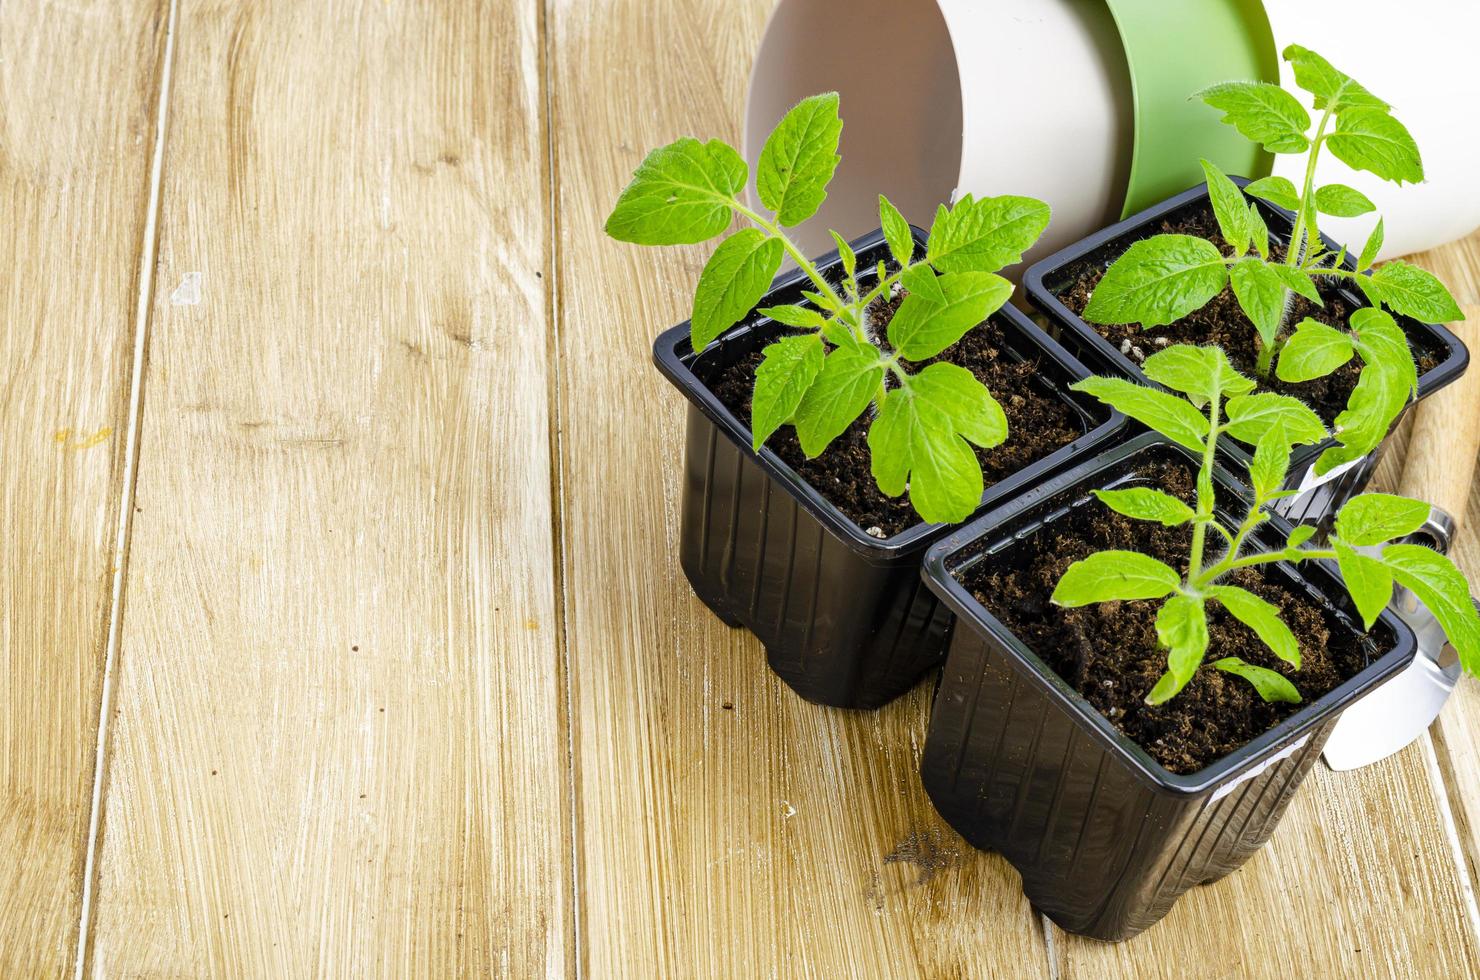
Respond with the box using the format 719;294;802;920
1083;44;1463;476
1054;344;1480;705
604;93;1050;525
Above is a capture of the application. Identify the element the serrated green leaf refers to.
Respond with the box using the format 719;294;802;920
690;230;785;350
1142;344;1254;408
1383;545;1480;674
1208;585;1300;667
793;345;884;457
1334;538;1394;629
1249;205;1270;260
830;230;857;284
803;288;843;315
1213;657;1301;703
1051;551;1181;606
1282;44;1388;113
1359;219;1385;272
1092;488;1195;526
1328;109;1424;185
1288;524;1318;548
878;194;914;268
1230;257;1287;346
899;262;944;304
868;363;1006;523
756;93;842;226
1314;183;1376;218
1202;159;1252;252
821;318;864;353
1336;492;1431;546
1315;310;1416;475
751;333;824;450
926;194;1051;274
605;137;746;245
1244;175;1302;212
1369;261;1464;322
1250;424;1291;499
1146;595;1209;704
1270;265;1322;305
1197;81;1310;154
1083;235;1229;328
1223;392;1327;447
1276;319;1355;382
887;271;1011;361
759;303;826;328
1070;377;1209;452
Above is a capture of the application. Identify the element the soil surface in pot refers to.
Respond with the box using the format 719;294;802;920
1052;203;1439;425
958;459;1380;774
711;296;1085;538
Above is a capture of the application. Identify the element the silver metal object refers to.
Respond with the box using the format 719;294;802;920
1323;506;1468;771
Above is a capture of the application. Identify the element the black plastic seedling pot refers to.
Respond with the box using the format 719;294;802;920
652;228;1127;709
918;433;1417;940
1024;179;1469;527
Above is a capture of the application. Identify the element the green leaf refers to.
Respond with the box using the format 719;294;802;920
1276;319;1355;382
1327;108;1424;185
1336;492;1431;546
1249;425;1291;499
879;194;915;268
1223;393;1327;447
1213;658;1302;703
899;262;945;304
1244;175;1302;212
1249;205;1270;260
1288;525;1317;549
886;271;1011;360
868;363;1006;523
1369;261;1465;322
1146;596;1209;705
759;303;826;328
1202;159;1251;252
1334;539;1394;629
1208;585;1300;667
1270;265;1322;306
1383;545;1480;675
756;93;843;226
1196;81;1310;154
1051;551;1181;606
1083;235;1228;328
1070;377;1209;453
1358;219;1385;272
751;333;824;450
926;194;1051;274
1314;183;1376;218
803;288;843;316
1315;310;1416;475
1282;44;1388;113
690;230;785;349
1091;488;1195;526
605;137;747;245
1142;344;1254;408
830;231;857;283
792;345;884;457
821;318;862;352
1230;257;1287;346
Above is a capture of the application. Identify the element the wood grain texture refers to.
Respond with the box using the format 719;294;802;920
0;2;168;974
85;1;567;974
549;0;1050;975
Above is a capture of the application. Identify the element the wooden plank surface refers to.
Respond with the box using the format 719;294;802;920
548;0;1051;975
0;2;169;974
84;1;568;974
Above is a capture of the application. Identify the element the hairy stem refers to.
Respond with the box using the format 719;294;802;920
1187;393;1223;583
1262;106;1335;378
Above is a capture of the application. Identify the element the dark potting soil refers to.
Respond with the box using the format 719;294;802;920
710;296;1084;538
958;459;1379;774
1053;203;1439;425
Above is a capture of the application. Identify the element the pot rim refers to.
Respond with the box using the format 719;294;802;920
653;226;1128;564
920;430;1420;798
1022;177;1470;473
